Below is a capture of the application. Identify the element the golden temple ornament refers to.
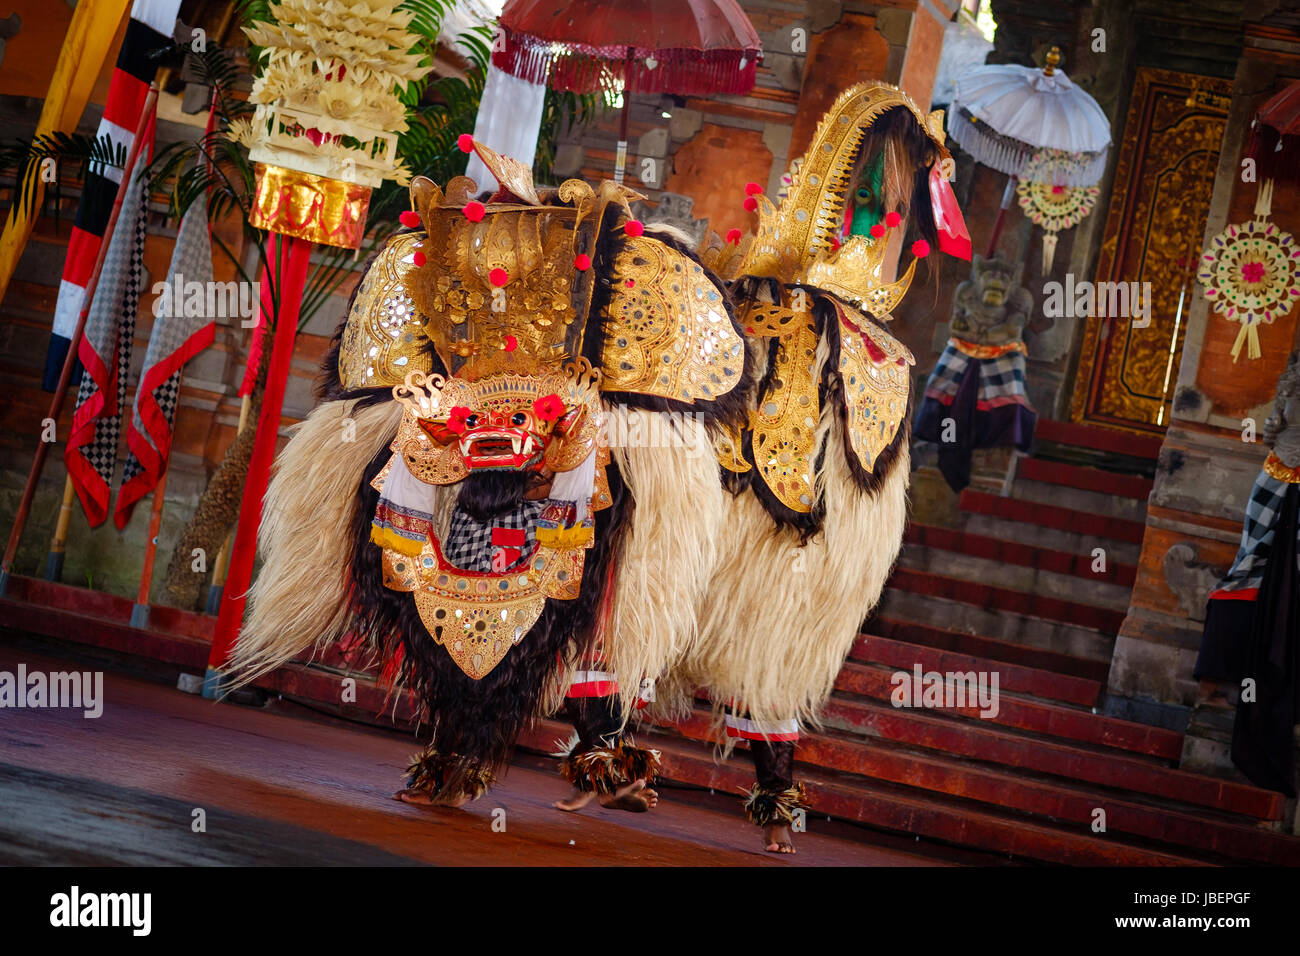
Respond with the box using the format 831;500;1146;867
235;0;433;246
1198;180;1300;362
1015;175;1098;273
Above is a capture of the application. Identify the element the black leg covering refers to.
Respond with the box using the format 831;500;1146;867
749;737;795;792
742;731;806;828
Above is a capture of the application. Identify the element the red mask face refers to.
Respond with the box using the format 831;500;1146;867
418;393;577;473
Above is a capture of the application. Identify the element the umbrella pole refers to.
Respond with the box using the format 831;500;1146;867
614;48;632;184
985;175;1018;258
129;470;168;629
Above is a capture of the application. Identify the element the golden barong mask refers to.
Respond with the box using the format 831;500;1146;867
392;354;603;483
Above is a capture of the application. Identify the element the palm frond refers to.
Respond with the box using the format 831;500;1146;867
0;131;128;219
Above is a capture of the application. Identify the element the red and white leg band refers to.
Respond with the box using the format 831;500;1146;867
567;670;618;699
724;713;800;742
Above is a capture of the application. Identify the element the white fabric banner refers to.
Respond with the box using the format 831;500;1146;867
464;64;548;190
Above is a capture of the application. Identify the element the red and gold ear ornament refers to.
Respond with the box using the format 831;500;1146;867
549;402;585;437
419;406;472;443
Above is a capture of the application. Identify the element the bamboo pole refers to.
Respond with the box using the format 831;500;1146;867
43;477;77;581
129;472;168;628
0;84;159;596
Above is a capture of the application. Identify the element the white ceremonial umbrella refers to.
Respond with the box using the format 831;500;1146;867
948;47;1112;256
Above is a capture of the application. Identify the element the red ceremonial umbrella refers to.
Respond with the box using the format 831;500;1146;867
493;0;761;182
1249;81;1300;182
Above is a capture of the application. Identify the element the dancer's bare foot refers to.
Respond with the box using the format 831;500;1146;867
764;823;796;854
554;788;598;812
393;787;470;808
599;779;658;812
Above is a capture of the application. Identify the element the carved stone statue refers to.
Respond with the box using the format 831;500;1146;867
949;254;1034;347
1262;351;1300;469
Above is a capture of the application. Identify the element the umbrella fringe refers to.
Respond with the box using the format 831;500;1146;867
949;111;1108;188
493;26;760;96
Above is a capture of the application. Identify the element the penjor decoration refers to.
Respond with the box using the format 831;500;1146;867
1197;180;1300;362
233;0;431;248
1015;172;1098;273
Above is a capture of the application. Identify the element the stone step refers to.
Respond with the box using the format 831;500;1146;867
959;490;1148;546
1017;457;1155;502
898;534;1134;612
1012;466;1149;524
868;615;1112;684
885;567;1128;634
834;656;1182;759
958;512;1143;566
905;523;1137;588
714;717;1298;865
799;696;1285;821
1034;418;1164;462
848;634;1103;709
876;588;1117;663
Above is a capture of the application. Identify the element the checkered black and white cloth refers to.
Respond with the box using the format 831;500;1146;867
65;164;151;527
444;499;546;572
1213;468;1300;595
922;340;1031;410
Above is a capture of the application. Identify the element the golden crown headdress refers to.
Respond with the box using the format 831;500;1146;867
338;137;745;405
713;82;950;319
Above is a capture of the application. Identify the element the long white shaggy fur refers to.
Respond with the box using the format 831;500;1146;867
671;337;910;728
229;398;403;683
600;404;726;720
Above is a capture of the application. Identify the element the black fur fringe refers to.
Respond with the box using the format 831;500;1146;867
347;437;632;778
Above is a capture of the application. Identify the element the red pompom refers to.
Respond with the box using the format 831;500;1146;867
911;239;931;258
533;393;564;423
489;267;509;287
504;334;518;352
412;250;427;267
399;210;420;228
457;133;475;153
884;211;902;228
743;196;758;212
624;219;644;237
744;182;763;195
464;201;486;223
870;223;885;238
725;228;742;245
447;406;471;435
573;253;592;271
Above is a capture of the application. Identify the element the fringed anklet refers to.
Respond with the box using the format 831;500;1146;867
559;741;662;794
405;747;495;801
742;782;807;827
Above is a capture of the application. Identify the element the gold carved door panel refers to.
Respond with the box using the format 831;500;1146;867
1070;69;1230;434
